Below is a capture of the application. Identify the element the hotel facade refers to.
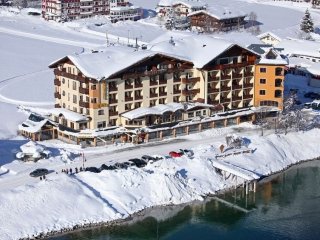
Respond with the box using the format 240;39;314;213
19;36;287;145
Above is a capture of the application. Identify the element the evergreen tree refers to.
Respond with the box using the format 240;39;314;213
300;9;314;33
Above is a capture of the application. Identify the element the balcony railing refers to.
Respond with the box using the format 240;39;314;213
173;89;181;94
233;73;243;79
79;86;89;95
79;100;89;108
181;77;200;84
134;83;143;88
125;84;133;89
208;99;219;105
159;79;167;85
149;93;158;98
221;75;231;80
159;92;167;97
208;88;219;94
232;85;242;90
54;92;61;99
244;71;254;77
208;75;219;82
150;81;158;86
54;69;88;83
109;86;118;92
173;77;181;83
135;95;143;100
54;103;61;108
220;86;231;92
109;99;118;104
54;78;61;86
243;94;253;99
220;98;231;103
182;89;200;96
109;111;118;117
232;96;242;101
123;67;181;79
125;97;133;102
212;61;255;71
243;83;254;88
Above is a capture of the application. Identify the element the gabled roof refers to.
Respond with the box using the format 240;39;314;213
275;38;320;58
172;0;206;8
188;6;246;20
257;48;288;65
257;32;282;42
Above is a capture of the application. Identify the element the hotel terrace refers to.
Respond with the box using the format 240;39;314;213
19;35;287;146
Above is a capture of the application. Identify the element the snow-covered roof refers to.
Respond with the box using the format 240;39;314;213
257;48;288;65
110;6;141;12
149;35;235;68
172;0;206;8
50;108;88;122
275;38;320;58
50;47;158;80
121;102;216;120
18;118;54;133
307;62;320;76
257;32;282;42
20;141;45;155
188;6;246;20
158;0;205;8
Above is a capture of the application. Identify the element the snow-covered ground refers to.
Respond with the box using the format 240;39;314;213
1;1;320;239
1;128;320;239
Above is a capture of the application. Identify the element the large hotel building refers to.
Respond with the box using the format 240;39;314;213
19;36;287;145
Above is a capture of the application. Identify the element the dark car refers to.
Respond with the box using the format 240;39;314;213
114;162;129;169
129;158;147;168
141;155;156;162
100;164;116;171
85;167;101;173
29;168;49;177
304;92;320;99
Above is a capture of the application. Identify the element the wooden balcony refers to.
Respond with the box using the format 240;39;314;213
109;111;118;117
208;99;219;105
54;68;88;83
135;95;143;100
125;97;133;102
150;81;158;86
243;83;253;88
109;99;118;104
220;98;231;103
159;92;167;97
232;73;243;79
244;71;254;77
79;100;89;108
134;83;143;88
173;89;181;94
243;94;253;99
109;86;118;92
232;96;242;101
212;61;255;71
54;104;61;108
173;77;181;83
208;75;219;82
232;85;242;90
54;78;61;86
122;67;183;79
149;93;158;98
182;89;200;96
221;75;231;80
181;77;200;84
220;86;231;92
54;92;61;99
79;86;89;95
125;84;133;89
208;88;219;94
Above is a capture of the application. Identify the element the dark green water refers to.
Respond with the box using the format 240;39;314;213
50;160;320;240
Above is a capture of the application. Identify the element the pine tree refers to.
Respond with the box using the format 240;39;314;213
300;9;314;33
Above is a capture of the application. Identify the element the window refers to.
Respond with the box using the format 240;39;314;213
73;95;77;104
91;84;96;90
260;67;266;73
134;102;142;108
260;90;266;95
196;111;201;117
219;58;229;65
91;98;97;103
260;79;266;84
275;90;282;98
97;121;106;129
98;110;104;115
72;81;76;90
62;78;65;84
188;112;194;118
275;79;282;87
86;109;90;115
62;90;65;96
275;67;283;76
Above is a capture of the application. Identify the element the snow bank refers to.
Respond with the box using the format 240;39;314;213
1;129;320;239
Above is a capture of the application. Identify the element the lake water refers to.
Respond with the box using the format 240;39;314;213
50;160;320;240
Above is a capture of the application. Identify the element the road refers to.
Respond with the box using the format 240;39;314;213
0;126;270;192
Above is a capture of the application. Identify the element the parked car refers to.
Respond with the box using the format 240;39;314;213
169;151;183;158
141;155;156;162
129;158;147;168
114;162;128;169
85;167;101;173
304;92;320;99
179;149;194;157
100;164;116;171
29;168;49;177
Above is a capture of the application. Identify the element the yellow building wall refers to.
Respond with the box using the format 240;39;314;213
254;64;285;110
